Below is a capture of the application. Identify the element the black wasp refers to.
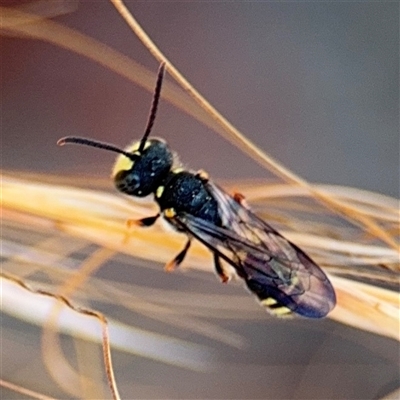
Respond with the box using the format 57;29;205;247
58;63;336;318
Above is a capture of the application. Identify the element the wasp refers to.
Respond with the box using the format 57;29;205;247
58;63;336;318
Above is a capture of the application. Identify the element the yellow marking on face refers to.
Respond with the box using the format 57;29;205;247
261;298;277;306
143;141;151;150
111;140;153;177
164;208;176;218
271;306;291;316
111;141;138;177
172;167;184;174
156;186;165;198
112;155;133;177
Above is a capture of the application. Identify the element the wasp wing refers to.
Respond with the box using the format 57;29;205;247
172;182;336;318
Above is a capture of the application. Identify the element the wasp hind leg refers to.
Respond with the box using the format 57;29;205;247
165;239;191;272
233;192;250;209
214;253;230;283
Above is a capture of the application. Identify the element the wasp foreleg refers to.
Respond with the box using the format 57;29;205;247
123;214;160;245
213;253;230;283
165;239;192;272
126;214;160;228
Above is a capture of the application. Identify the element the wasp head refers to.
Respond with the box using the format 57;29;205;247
112;138;173;197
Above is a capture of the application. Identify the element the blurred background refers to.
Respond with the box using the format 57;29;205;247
1;1;399;399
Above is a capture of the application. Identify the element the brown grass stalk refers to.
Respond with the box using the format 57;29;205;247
1;272;121;400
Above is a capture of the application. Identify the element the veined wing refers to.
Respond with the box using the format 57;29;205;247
171;182;336;318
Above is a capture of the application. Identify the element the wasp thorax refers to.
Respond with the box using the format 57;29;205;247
113;139;173;197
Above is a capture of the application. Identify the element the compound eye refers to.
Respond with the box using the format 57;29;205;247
114;170;140;195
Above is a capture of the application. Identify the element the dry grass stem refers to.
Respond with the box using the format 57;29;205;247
2;173;399;342
1;272;121;400
0;378;57;400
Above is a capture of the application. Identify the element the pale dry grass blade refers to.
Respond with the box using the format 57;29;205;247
0;379;57;400
2;172;399;341
1;268;214;369
2;220;246;348
329;276;399;341
381;387;400;400
1;273;121;399
10;0;78;21
41;247;120;400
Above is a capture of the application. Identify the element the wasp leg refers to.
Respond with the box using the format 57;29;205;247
233;192;250;209
123;214;160;245
195;169;210;183
214;253;230;283
126;214;160;228
165;239;191;272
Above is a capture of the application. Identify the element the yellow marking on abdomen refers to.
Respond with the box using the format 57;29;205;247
261;298;277;306
270;306;292;316
261;297;293;317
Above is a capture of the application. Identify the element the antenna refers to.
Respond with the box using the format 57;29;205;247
57;137;138;161
58;63;166;159
138;62;166;152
